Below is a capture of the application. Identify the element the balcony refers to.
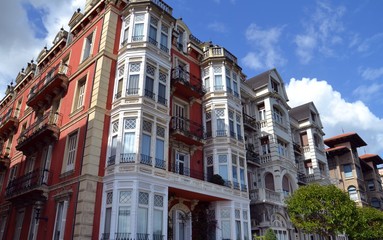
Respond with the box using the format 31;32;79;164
171;67;206;99
0;108;19;140
27;63;71;111
246;150;260;166
243;113;257;131
170;116;205;146
202;47;237;63
170;164;205;181
249;188;282;204
5;168;49;202
16;112;62;154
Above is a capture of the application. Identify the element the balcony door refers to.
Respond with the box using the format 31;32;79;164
175;152;189;176
174;103;186;130
173;210;191;240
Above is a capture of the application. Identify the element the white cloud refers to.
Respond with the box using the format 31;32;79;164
356;33;383;55
207;21;228;33
359;66;383;80
294;1;345;64
0;0;84;97
353;83;383;102
242;23;286;71
286;78;383;155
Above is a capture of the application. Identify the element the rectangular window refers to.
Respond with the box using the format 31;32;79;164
155;139;165;169
137;192;149;236
343;164;352;178
13;209;25;240
219;155;228;181
214;75;222;90
0;215;7;240
118;191;132;236
133;14;144;41
28;209;38;240
141;134;152;165
233;81;239;97
149;17;158;46
367;180;375;191
122;16;130;45
53;201;68;240
127;62;140;95
145;64;155;100
160;25;169;53
65;131;78;172
82;32;93;62
75;79;86;109
158;83;166;105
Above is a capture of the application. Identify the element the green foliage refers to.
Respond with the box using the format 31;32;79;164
264;229;277;240
348;207;383;240
286;184;357;238
210;174;225;185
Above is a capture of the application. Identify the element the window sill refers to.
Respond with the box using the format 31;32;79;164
70;106;85;118
60;169;75;179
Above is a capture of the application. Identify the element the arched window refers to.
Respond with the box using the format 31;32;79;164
348;186;358;201
265;173;275;191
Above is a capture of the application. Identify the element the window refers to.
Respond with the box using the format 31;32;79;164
149;17;158;46
300;132;308;146
103;192;113;239
273;107;283;125
226;68;232;93
132;14;144;41
271;78;279;92
343;164;352;178
15;99;22;118
213;66;223;91
232;72;239;97
367;180;375;191
219;155;228;183
137;192;149;237
141;121;152;165
203;67;210;92
117;191;132;237
260;137;270;155
258;102;266;121
14;209;25;240
175;152;189;176
160;25;169;53
278;139;288;158
158;71;167;105
232;155;238;189
229;110;235;138
348;186;358;201
82;32;94;62
205;111;212;138
75;79;86;109
265;173;275;191
155;126;165;169
239;158;246;191
115;65;124;99
356;166;362;179
8;164;18;185
121;118;136;163
371;198;381;208
122;16;130;45
65;131;78;172
216;109;225;137
206;155;214;181
28;209;38;240
53;201;68;240
236;113;242;140
145;64;155;100
305;160;314;174
127;62;140;96
177;27;185;51
153;195;164;239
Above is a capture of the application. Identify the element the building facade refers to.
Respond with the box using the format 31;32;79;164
0;0;337;240
325;132;383;209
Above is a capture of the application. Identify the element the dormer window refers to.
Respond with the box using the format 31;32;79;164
271;77;279;93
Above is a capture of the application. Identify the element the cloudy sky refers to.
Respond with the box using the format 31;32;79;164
1;0;383;157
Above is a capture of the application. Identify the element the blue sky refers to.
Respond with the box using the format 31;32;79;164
0;0;382;157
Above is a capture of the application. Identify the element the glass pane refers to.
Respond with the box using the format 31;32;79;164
137;208;148;234
141;134;151;156
155;139;164;160
153;210;163;234
124;133;135;153
118;206;131;234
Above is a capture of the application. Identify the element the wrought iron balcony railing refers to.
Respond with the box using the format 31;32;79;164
17;112;62;145
5;168;49;199
28;63;71;100
171;67;206;96
170;116;205;140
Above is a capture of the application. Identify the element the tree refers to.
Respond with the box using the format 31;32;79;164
348;206;383;240
285;184;357;239
264;228;277;240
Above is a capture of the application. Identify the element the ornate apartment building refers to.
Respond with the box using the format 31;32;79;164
325;132;383;209
0;0;338;240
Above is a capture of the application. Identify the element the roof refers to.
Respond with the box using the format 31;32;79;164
324;132;367;148
360;158;373;171
360;154;383;165
245;69;271;90
326;145;349;156
289;102;313;121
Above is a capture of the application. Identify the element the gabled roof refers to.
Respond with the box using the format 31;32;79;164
289;102;313;121
360;154;383;165
324;132;367;148
326;145;349;156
